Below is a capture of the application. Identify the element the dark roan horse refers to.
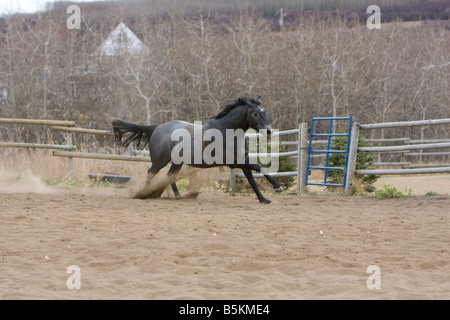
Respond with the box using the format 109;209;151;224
113;97;283;204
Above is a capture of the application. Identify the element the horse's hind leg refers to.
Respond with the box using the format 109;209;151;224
168;163;183;197
146;165;160;186
134;163;167;199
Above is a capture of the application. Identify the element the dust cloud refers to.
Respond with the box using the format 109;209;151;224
130;166;203;200
0;169;53;194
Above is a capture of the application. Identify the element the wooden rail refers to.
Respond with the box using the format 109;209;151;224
360;118;450;129
358;142;450;153
50;126;113;135
0;142;75;150
356;167;450;175
53;151;151;162
236;171;299;178
0;118;75;126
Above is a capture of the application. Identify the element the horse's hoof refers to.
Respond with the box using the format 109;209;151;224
260;198;272;204
274;186;283;193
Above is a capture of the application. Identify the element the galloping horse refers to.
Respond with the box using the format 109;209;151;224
113;97;282;204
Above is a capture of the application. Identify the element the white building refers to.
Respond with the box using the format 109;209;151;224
94;22;147;57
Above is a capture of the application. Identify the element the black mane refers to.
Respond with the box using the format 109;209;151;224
212;97;261;120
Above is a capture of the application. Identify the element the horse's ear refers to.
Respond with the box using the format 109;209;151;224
256;96;262;104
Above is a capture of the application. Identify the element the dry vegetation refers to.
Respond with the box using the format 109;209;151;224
0;0;449;181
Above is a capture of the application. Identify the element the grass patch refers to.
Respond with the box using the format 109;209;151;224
374;184;412;199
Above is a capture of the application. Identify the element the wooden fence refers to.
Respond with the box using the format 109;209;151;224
49;125;151;180
366;137;450;168
1;117;449;195
0;118;150;180
344;118;450;194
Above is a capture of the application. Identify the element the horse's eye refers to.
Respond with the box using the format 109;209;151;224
252;112;258;117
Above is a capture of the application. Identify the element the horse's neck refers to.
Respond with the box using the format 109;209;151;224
210;106;249;132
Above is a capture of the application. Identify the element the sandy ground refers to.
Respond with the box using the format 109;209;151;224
0;173;449;300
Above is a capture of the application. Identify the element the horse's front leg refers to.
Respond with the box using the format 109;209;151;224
246;162;283;193
241;167;271;204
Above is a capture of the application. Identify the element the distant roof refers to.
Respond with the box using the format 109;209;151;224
95;22;147;56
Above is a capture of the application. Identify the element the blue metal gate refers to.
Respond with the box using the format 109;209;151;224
305;116;352;188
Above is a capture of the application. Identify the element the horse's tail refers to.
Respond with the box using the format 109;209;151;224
112;119;158;149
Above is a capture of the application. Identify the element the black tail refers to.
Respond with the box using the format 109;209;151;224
112;120;158;149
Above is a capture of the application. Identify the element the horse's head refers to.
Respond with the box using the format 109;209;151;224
246;96;273;138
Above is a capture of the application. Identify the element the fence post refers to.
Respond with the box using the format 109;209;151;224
401;138;409;168
345;122;360;195
66;131;74;181
298;122;308;194
230;168;236;191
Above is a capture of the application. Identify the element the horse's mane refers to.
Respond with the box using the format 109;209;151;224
211;97;261;120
